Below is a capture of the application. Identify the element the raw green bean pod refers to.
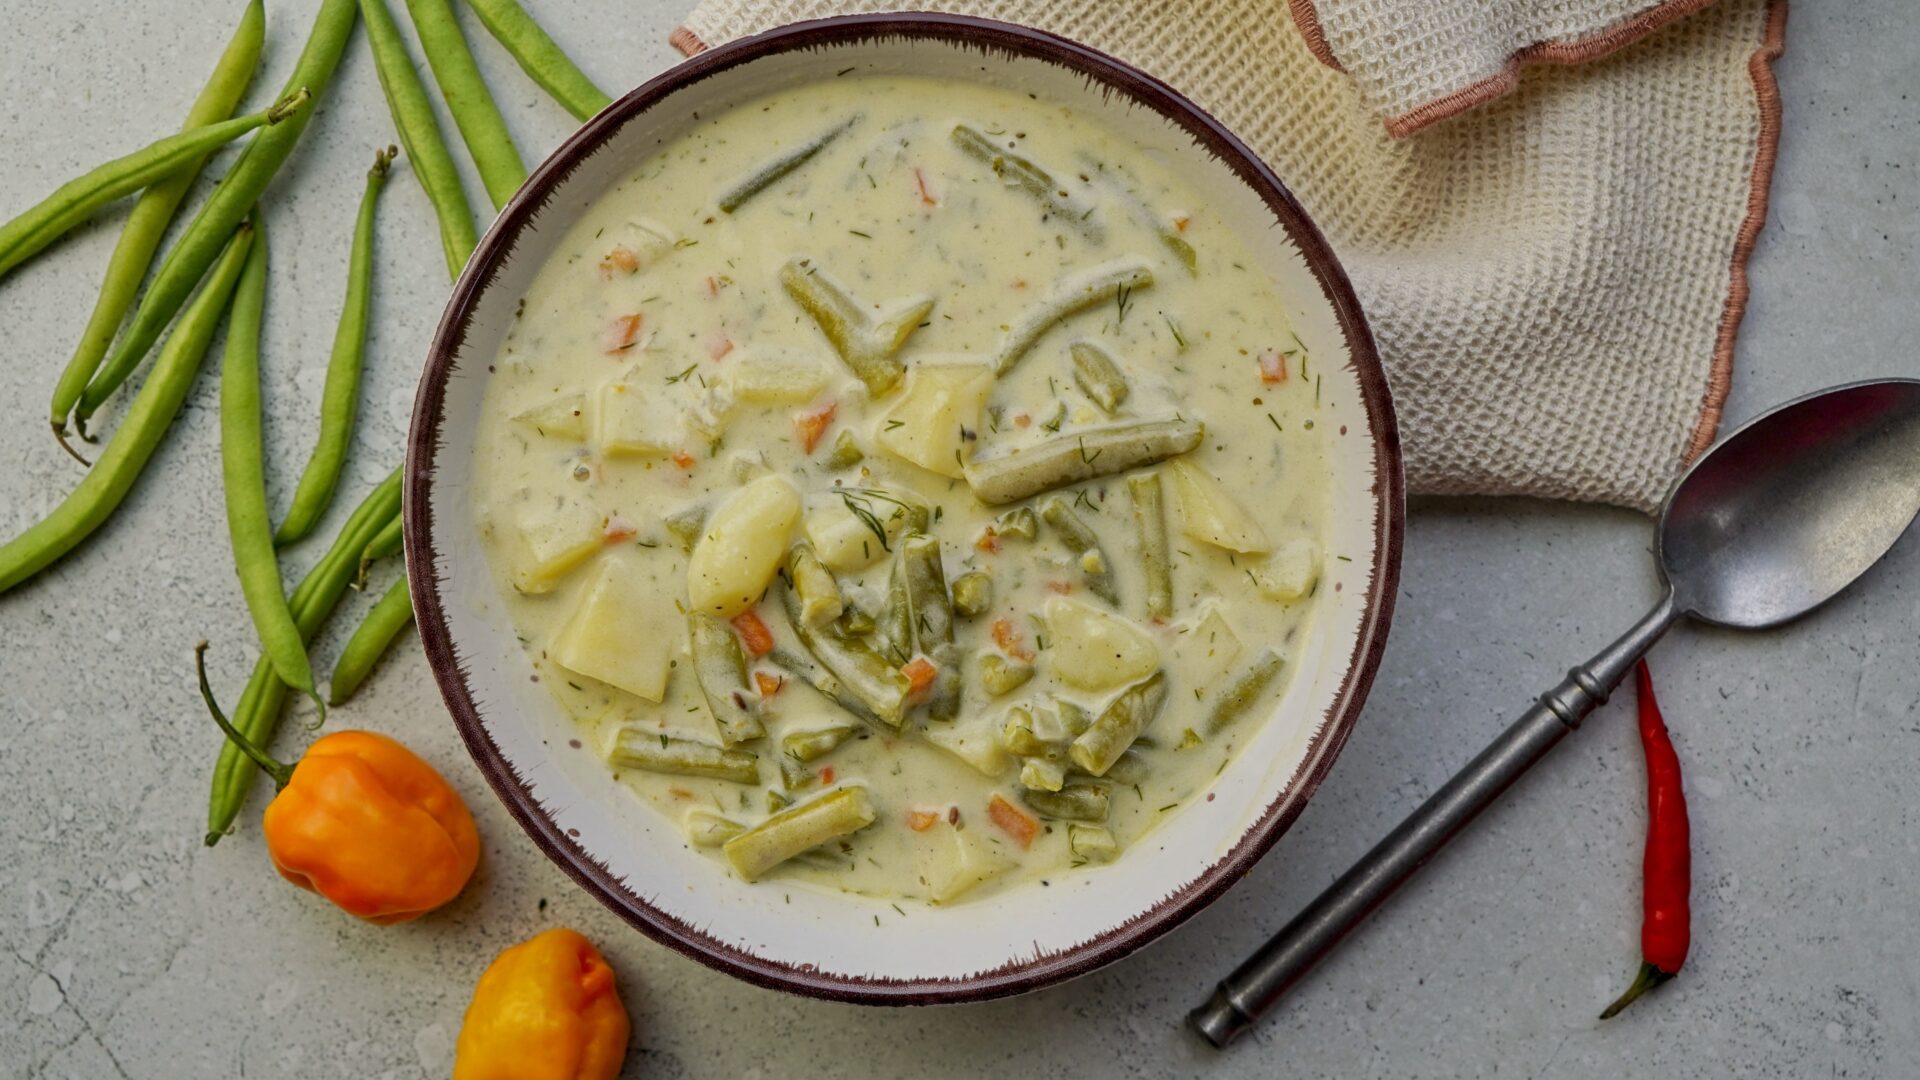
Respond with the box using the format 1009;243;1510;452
1070;339;1131;414
1040;498;1120;606
992;257;1152;375
607;729;759;785
207;469;402;843
78;0;360;431
0;223;254;594
218;217;324;719
361;0;478;278
1128;471;1174;619
688;612;765;746
951;123;1103;242
1020;782;1111;823
1069;670;1167;776
779;547;911;726
466;0;612;122
723;786;876;881
327;572;415;706
356;512;405;588
403;0;527;209
49;0;265;448
779;256;932;394
717;115;859;213
275;147;396;546
782;724;856;763
950;569;993;618
1204;649;1285;734
0;90;303;282
963;416;1204;505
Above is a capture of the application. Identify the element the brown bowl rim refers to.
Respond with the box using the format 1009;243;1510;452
405;11;1403;1005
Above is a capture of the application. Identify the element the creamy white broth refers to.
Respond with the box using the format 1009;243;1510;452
470;75;1330;904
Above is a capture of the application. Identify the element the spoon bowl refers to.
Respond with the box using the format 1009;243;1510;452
1661;379;1920;628
1193;377;1920;1046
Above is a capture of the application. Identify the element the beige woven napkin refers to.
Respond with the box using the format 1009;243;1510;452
671;0;1786;511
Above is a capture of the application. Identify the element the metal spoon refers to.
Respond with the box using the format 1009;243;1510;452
1190;378;1920;1047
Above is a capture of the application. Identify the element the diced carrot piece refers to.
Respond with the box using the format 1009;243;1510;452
731;611;775;657
601;313;645;354
901;656;938;699
1257;350;1288;385
704;274;721;298
1172;214;1192;233
974;527;1000;554
907;809;941;832
991;618;1033;661
794;401;837;454
1044;580;1073;595
819;765;836;786
602;516;639;543
987;794;1039;849
668;786;694;800
913;167;938;206
707;332;734;360
599;246;640;279
671;449;696;469
754;671;783;698
1012;278;1028;290
1013;412;1032;429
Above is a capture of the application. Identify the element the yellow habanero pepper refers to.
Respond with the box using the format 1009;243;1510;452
454;928;632;1080
198;644;480;923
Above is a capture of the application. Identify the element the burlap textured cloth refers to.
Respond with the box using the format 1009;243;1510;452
671;0;1786;512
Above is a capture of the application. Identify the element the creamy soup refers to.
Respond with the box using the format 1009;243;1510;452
470;75;1330;904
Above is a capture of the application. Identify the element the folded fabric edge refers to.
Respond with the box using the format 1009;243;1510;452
1685;0;1788;464
1285;0;1345;72
670;25;709;55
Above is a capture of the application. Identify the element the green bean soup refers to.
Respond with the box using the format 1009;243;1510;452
471;76;1330;904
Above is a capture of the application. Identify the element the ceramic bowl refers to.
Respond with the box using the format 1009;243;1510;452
406;12;1402;1004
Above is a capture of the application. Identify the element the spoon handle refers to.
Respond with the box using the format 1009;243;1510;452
1189;590;1680;1048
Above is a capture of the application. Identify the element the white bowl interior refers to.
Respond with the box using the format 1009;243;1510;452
416;26;1392;993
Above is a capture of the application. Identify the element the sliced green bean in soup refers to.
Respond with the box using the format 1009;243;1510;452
466;74;1334;905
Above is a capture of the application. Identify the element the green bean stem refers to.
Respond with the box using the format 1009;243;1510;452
1040;498;1120;606
0;91;302;283
218;217;324;720
607;730;759;785
361;0;478;278
1128;471;1174;619
688;613;766;746
466;0;611;121
49;0;265;447
275;147;395;546
716;114;859;213
206;469;402;843
77;0;360;431
0;224;254;594
1069;670;1168;776
963;416;1204;505
1204;649;1285;735
992;257;1152;375
195;642;295;791
327;573;415;706
403;0;527;209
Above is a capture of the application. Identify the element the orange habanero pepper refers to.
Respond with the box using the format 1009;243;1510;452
198;644;480;924
454;928;632;1080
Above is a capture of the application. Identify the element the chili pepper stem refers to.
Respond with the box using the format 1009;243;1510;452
52;424;92;467
1599;960;1674;1020
196;641;296;791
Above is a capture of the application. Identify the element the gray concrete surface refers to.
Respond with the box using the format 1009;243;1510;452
1;2;1914;1077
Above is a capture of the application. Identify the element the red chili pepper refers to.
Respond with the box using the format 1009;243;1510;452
1601;659;1692;1019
